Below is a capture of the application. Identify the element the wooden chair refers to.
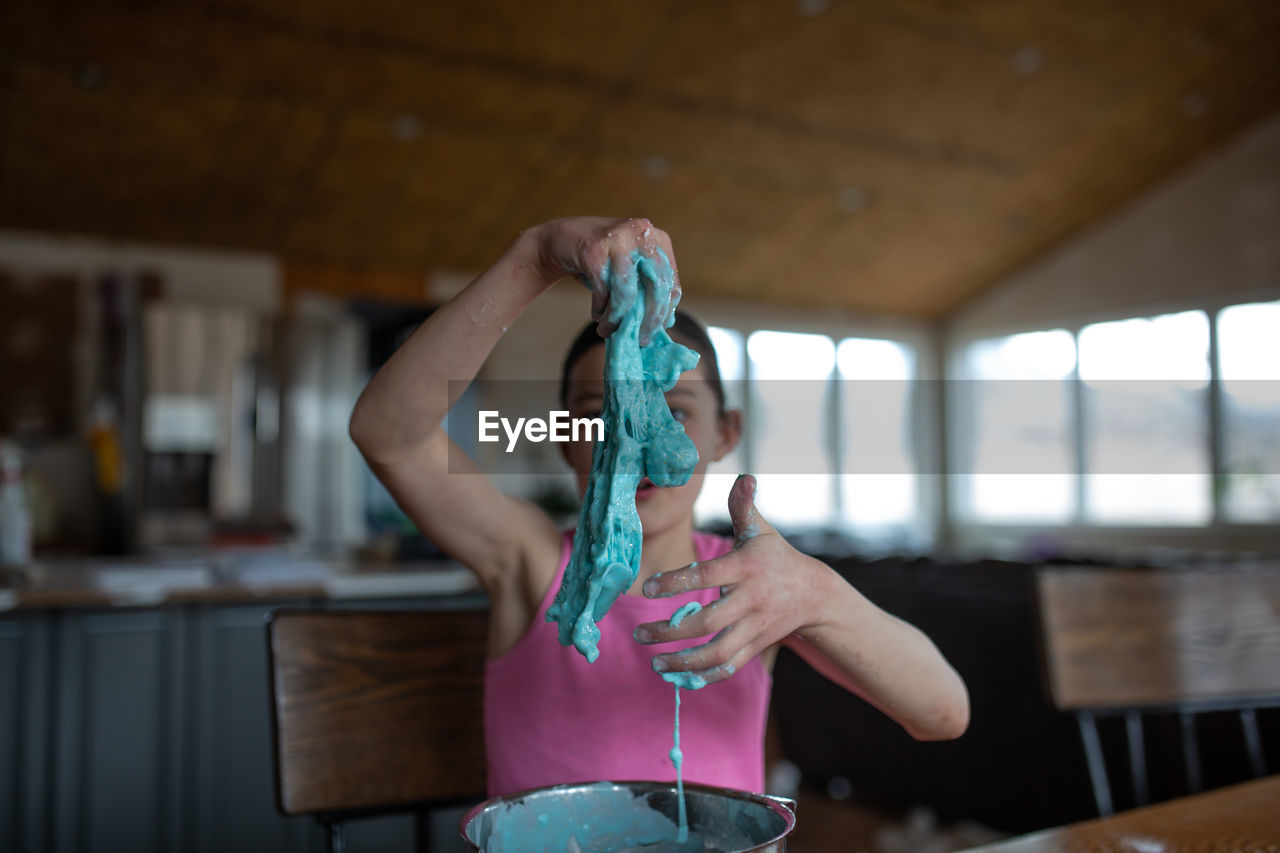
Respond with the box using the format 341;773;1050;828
266;608;489;852
1036;566;1280;817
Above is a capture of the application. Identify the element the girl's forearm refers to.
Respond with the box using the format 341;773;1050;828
349;228;555;464
787;565;970;741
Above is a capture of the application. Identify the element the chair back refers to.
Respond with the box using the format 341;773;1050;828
1037;567;1280;711
267;608;488;817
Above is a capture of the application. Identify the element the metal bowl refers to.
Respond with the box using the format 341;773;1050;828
460;780;797;853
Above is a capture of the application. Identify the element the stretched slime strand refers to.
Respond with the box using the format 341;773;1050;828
664;600;704;844
547;247;699;662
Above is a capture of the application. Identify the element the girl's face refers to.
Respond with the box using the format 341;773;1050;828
561;342;741;536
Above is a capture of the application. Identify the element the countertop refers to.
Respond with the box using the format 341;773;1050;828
0;550;482;611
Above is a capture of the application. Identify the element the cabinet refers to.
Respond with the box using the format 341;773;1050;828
188;604;317;853
1;613;51;853
1;594;485;853
50;609;185;853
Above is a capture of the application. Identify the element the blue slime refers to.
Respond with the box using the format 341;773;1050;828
541;246;710;851
547;248;699;662
663;600;704;844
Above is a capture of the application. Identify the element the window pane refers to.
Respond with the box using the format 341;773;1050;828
1217;300;1280;522
836;338;916;529
706;325;747;394
1078;310;1211;525
694;327;746;524
954;330;1076;523
746;330;835;527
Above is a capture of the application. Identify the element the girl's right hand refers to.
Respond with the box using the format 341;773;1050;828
524;217;681;343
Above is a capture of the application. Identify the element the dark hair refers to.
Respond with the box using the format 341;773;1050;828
559;310;727;415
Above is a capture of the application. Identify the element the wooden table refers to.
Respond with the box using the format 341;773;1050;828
959;775;1280;852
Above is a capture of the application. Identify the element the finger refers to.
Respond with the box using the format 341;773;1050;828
652;622;770;685
665;273;682;330
688;641;770;686
634;595;742;645
642;554;741;599
577;231;610;288
603;249;638;331
589;278;609;327
635;243;675;346
577;236;615;334
652;625;737;674
728;473;773;548
646;225;681;331
618;219;676;339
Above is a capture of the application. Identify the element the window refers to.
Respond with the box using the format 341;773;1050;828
955;301;1278;531
693;324;922;535
693;327;746;524
746;330;837;527
837;337;916;530
1078;310;1211;525
1217;300;1280;522
954;330;1077;523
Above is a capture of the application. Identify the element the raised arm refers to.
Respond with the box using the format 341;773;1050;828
349;217;681;608
633;475;970;742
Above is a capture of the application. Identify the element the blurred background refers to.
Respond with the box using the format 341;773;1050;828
2;0;1278;561
2;1;1279;851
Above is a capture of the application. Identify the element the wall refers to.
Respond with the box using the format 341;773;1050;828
0;230;279;311
949;111;1280;341
941;110;1280;561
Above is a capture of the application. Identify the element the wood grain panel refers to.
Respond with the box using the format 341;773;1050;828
281;117;559;268
283;261;430;308
644;2;1023;159
1037;568;1280;711
2;0;1278;315
203;0;683;83
267;609;487;816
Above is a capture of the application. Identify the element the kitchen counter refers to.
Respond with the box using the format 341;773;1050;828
0;549;487;853
0;550;482;611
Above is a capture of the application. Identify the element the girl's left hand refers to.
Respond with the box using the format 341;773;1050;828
633;474;836;683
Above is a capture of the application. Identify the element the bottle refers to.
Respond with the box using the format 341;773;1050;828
0;439;33;567
87;399;128;554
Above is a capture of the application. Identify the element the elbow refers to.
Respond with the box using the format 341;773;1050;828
348;397;435;472
927;699;971;742
909;680;970;742
348;402;372;456
348;398;386;467
909;706;969;742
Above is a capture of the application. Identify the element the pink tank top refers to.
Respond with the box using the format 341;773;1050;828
484;530;771;797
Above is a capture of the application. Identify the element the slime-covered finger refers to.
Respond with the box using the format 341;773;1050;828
634;245;678;344
659;601;710;690
601;252;638;331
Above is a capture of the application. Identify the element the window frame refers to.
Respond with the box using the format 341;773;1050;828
698;312;933;546
946;293;1280;555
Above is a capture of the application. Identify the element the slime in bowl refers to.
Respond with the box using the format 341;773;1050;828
460;780;796;853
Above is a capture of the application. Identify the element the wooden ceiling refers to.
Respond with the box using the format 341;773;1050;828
2;1;1278;317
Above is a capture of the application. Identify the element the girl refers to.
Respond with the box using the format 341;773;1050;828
349;216;969;797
